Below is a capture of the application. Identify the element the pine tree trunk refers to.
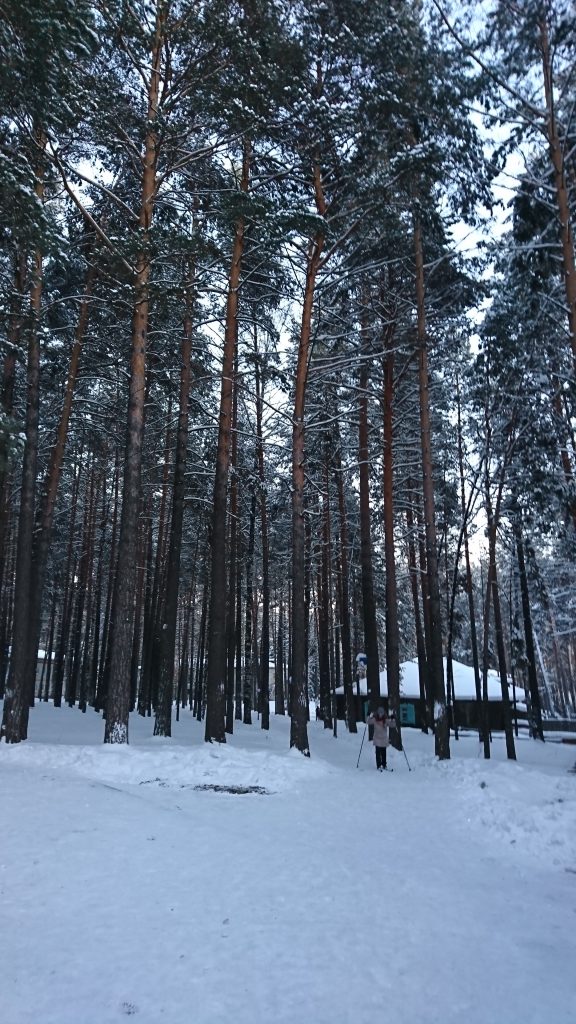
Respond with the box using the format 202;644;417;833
481;362;516;760
1;134;45;743
405;486;428;732
318;502;332;728
205;141;250;743
481;558;493;760
551;390;576;530
194;575;209;720
382;318;401;748
139;424;171;716
275;597;285;715
0;503;14;694
42;587;57;701
243;487;256;726
358;306;381;714
539;16;576;371
67;460;94;708
323;456;337;736
89;496;105;710
254;346;270;730
0;250;26;601
0;536;15;698
251;588;260;715
489;528;516;760
327;561;336;737
95;449;120;713
537;572;570;717
51;464;80;708
24;251;96;708
456;378;482;738
333;441;356;732
225;358;239;734
177;574;195;715
413;215;449;759
290;227;323;754
234;564;243;720
130;515;147;712
515;521;544;741
79;464;100;712
105;8;164;743
154;270;195;737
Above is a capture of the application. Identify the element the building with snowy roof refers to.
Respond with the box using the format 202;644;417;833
335;658;527;731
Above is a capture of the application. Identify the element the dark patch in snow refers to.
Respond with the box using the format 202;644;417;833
193;783;269;795
139;779;269;794
120;1002;138;1015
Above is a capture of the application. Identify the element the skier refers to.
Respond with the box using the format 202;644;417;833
366;705;395;771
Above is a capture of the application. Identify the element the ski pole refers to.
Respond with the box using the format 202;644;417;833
356;724;367;768
400;743;412;771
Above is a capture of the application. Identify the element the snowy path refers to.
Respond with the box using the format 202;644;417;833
1;705;575;1024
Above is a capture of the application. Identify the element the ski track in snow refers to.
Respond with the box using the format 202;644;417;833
1;703;575;1024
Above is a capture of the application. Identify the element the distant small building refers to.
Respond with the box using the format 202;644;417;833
335;658;527;731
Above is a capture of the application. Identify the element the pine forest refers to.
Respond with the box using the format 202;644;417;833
2;4;576;1023
1;0;575;756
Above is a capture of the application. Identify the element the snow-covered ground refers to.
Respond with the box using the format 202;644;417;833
1;703;575;1024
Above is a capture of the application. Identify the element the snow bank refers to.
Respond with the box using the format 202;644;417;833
407;752;576;871
0;734;330;794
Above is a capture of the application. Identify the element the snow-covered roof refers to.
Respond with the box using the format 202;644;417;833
336;659;525;704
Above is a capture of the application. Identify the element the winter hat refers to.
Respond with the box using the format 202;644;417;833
377;707;385;716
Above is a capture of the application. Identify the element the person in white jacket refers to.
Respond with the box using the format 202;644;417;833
366;706;395;770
